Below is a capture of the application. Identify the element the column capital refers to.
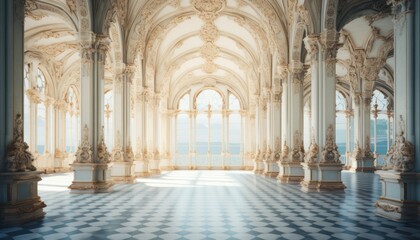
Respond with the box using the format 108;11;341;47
319;29;339;62
94;34;110;63
79;41;94;64
303;34;320;57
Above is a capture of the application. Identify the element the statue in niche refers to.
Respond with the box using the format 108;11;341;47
6;114;36;172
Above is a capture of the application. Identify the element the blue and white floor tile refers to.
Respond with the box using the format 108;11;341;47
1;170;420;239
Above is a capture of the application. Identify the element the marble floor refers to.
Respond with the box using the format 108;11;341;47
1;170;420;240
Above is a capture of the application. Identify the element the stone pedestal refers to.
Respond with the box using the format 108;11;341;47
263;160;279;178
350;157;375;172
0;171;46;227
277;162;304;183
134;160;150;177
111;162;135;183
301;163;345;192
375;170;420;222
69;163;113;193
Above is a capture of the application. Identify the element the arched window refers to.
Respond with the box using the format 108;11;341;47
37;69;47;154
174;89;243;169
335;91;348;163
371;90;392;163
196;89;223;167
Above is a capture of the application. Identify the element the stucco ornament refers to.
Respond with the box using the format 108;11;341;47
97;126;110;163
6;114;36;172
364;136;375;158
281;141;289;162
305;137;319;164
321;125;341;163
291;131;304;162
75;125;93;163
351;141;362;159
384;116;414;172
193;0;225;73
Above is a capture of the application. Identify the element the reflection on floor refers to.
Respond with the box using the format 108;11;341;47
1;171;420;239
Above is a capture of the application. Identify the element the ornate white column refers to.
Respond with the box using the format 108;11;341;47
207;104;211;169
224;110;230;170
0;0;46;226
386;107;392;151
265;87;281;177
134;88;151;177
148;94;161;174
188;110;194;169
193;110;197;168
52;100;66;169
253;96;266;174
345;110;351;168
372;102;379;166
278;64;305;182
110;65;136;183
69;34;113;193
375;0;419;221
301;30;345;192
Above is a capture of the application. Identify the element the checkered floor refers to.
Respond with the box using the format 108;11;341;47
1;171;420;240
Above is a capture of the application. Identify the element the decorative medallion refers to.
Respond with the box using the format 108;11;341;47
193;0;226;13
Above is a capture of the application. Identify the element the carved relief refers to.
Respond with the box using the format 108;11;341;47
75;125;92;163
351;141;362;159
6;114;36;172
193;0;225;73
291;131;304;162
281;141;289;162
375;202;401;213
384;116;414;172
321;125;341;163
97;126;110;163
305;137;319;164
364;136;374;158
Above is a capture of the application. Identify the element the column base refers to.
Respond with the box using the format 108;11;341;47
134;160;149;177
300;163;345;192
69;163;113;193
277;162;304;183
253;160;264;175
0;172;46;227
350;157;375;172
111;161;135;183
263;161;279;178
375;170;420;221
